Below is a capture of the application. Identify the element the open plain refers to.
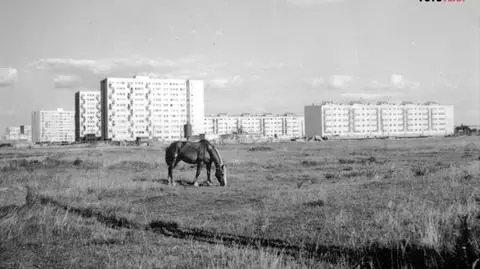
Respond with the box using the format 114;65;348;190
1;136;480;269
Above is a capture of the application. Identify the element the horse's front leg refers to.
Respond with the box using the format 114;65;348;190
206;162;213;186
193;162;203;187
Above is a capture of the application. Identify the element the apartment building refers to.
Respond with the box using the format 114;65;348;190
31;108;75;143
204;113;304;138
100;76;205;141
4;125;31;141
204;113;239;135
75;91;101;141
305;101;454;138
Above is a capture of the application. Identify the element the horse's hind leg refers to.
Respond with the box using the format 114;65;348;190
167;165;176;186
193;162;203;187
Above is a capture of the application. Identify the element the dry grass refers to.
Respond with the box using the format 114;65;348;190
1;136;480;268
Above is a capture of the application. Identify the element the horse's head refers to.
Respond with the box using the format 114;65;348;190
215;164;227;186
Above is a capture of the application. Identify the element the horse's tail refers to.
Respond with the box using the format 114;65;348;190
165;142;178;166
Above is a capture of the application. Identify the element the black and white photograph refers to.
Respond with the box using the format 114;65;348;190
1;0;480;268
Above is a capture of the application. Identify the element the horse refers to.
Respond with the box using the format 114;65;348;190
165;139;227;187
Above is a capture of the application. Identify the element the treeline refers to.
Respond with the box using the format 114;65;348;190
455;124;480;136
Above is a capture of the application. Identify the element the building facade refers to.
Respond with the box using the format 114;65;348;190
204;113;304;138
31;108;75;143
305;101;455;138
4;125;32;141
100;76;205;141
75;91;101;141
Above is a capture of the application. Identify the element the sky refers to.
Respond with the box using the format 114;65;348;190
0;0;479;132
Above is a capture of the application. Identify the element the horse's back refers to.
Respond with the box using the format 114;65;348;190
165;140;211;165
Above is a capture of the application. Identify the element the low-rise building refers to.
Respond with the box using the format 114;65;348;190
31;108;75;143
205;113;304;138
4;125;31;141
305;101;454;138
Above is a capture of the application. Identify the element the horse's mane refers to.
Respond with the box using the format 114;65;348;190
202;139;224;166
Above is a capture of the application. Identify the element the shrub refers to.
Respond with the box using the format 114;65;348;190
412;165;430;177
338;158;355;164
107;161;156;171
303;199;325;207
73;158;83;166
300;160;322;167
247;146;273;152
345;171;363;178
361;156;377;164
325;173;339;180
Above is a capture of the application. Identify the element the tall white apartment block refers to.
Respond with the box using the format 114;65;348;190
31;108;75;143
204;113;304;138
186;80;205;135
305;101;454;138
100;76;205;141
4;125;32;141
75;91;101;141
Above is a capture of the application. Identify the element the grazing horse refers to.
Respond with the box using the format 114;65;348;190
165;139;227;187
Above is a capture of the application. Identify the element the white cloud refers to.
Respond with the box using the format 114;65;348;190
287;0;344;7
30;58;101;73
28;57;186;75
207;79;230;89
390;74;420;89
215;29;224;36
340;92;400;100
365;80;390;90
27;55;220;83
310;77;325;87
0;107;16;116
231;75;242;84
206;75;244;90
53;74;82;89
328;75;353;89
0;68;18;87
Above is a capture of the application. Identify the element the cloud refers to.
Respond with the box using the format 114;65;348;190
207;79;230;89
231;75;242;84
0;68;18;87
310;77;325;87
0;107;16;116
27;55;221;83
29;58;101;73
363;80;391;91
390;74;420;89
328;75;353;89
215;29;224;36
286;0;344;7
28;57;185;75
53;74;82;89
340;92;400;100
206;75;244;90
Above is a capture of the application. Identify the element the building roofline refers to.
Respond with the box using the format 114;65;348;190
305;101;453;106
205;113;304;117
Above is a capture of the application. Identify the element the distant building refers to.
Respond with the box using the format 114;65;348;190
204;113;239;135
31;108;75;143
100;75;205;141
305;101;454;138
75;91;101;141
4;125;31;141
204;113;304;138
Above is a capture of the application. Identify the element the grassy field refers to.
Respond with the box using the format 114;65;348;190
1;136;480;268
